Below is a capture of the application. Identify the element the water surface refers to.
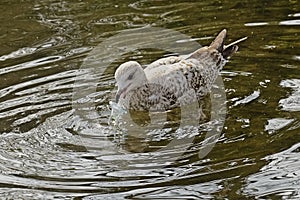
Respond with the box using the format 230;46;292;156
0;0;299;199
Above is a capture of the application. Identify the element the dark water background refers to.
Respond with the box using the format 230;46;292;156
0;0;299;199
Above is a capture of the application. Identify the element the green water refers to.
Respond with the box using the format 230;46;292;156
0;0;299;199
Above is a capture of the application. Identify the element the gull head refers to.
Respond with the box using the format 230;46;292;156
114;61;147;103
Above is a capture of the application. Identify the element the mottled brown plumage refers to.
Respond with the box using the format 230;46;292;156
114;29;247;111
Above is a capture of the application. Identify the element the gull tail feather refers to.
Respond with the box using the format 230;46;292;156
222;36;248;59
209;29;247;59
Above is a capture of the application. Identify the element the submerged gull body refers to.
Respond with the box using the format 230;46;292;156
114;29;246;111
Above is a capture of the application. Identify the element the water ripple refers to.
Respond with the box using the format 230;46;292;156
279;79;300;112
0;56;64;75
243;143;300;199
279;19;300;26
0;0;299;199
0;70;77;98
0;47;37;61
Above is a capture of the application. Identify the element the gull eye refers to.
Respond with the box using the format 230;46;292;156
127;72;134;80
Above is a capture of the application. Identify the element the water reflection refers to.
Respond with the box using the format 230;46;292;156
265;118;295;134
244;143;300;199
279;79;300;112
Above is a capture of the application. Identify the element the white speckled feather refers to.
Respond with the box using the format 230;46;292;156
114;29;247;111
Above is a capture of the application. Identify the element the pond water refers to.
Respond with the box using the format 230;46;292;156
0;0;299;199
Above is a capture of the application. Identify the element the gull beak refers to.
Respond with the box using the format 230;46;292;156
115;83;132;103
115;90;121;103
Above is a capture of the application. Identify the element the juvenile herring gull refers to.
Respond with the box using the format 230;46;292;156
114;29;247;111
